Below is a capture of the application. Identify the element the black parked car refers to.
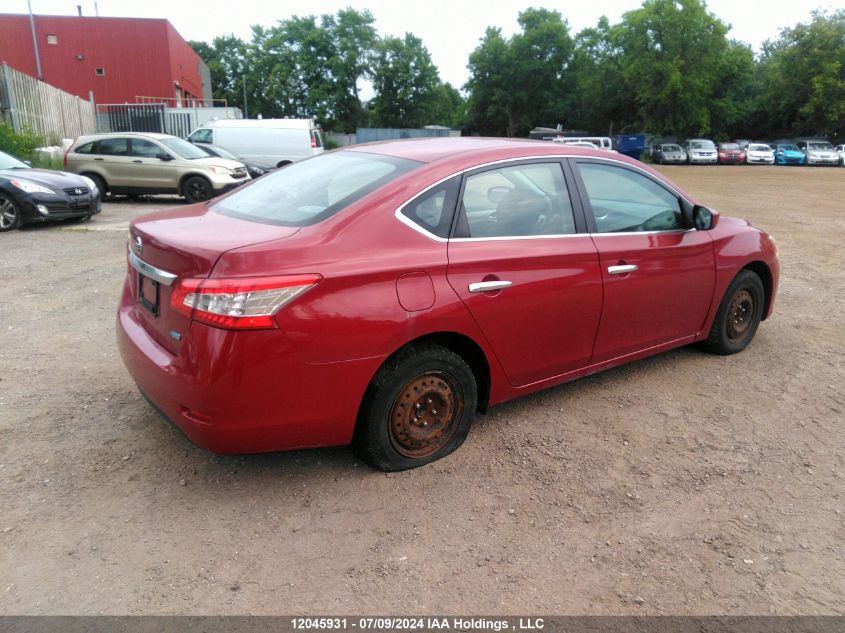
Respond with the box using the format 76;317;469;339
193;144;269;180
0;150;101;232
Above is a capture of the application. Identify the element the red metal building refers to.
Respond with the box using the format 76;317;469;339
0;14;210;105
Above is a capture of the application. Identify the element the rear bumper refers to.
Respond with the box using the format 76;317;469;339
116;279;382;453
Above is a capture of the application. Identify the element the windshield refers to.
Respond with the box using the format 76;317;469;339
720;143;740;149
662;144;682;151
749;145;771;151
691;141;715;149
208;145;239;160
159;137;209;160
808;142;834;151
779;145;799;151
212;152;420;226
0;150;29;169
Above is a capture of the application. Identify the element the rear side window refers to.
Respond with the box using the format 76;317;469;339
96;138;128;156
212;152;420;227
400;176;460;239
74;142;95;154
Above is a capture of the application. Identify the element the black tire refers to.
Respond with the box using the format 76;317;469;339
83;173;107;198
353;343;478;471
703;270;765;355
0;193;21;232
183;176;213;203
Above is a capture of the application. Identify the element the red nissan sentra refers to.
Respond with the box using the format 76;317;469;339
117;138;779;471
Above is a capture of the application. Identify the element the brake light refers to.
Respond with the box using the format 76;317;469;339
170;274;321;330
310;133;317;149
63;146;69;169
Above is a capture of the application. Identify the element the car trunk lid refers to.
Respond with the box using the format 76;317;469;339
127;204;300;354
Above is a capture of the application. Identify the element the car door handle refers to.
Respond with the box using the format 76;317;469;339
94;157;104;161
608;264;638;275
132;159;143;163
469;280;512;293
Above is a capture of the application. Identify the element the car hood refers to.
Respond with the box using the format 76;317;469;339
0;167;87;188
190;157;245;170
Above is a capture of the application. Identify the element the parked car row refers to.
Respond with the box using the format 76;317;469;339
648;138;845;166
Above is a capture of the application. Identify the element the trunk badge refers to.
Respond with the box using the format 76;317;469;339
135;236;143;255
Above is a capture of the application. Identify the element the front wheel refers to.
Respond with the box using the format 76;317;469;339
703;270;764;355
0;194;21;232
354;343;478;471
183;176;213;203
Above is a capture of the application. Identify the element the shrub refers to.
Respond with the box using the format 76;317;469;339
0;123;46;161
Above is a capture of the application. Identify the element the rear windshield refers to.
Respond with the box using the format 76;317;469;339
212;152;420;226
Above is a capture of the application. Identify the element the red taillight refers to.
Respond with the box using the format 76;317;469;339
63;147;69;169
310;134;317;149
170;274;321;330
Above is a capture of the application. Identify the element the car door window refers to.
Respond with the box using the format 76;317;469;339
189;129;213;144
455;162;575;238
577;162;684;233
96;138;128;156
130;139;163;158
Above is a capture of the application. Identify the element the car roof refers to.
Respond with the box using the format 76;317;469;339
343;136;621;166
75;132;176;142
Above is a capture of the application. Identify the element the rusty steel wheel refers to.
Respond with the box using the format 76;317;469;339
388;371;463;459
354;343;478;471
726;288;754;341
704;269;764;355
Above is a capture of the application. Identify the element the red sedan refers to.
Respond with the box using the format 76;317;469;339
117;138;779;471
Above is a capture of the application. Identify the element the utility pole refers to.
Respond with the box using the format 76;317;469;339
27;0;43;80
242;75;249;119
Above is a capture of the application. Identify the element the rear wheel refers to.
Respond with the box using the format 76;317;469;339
354;343;477;471
0;194;20;231
703;270;764;355
183;176;213;203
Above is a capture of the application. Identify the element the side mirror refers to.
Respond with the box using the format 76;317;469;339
693;205;719;230
157;153;173;161
487;186;513;204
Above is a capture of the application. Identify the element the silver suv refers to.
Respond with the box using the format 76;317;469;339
65;132;250;202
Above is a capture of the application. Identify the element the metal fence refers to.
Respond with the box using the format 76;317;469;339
356;128;451;144
96;103;242;138
0;63;96;142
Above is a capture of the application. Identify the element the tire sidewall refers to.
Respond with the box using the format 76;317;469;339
0;193;20;232
358;346;478;471
713;270;765;354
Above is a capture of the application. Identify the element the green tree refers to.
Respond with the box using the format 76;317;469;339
756;9;845;139
369;34;442;127
465;9;574;137
610;0;752;138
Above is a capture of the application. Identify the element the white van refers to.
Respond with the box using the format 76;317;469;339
187;119;324;169
551;136;614;151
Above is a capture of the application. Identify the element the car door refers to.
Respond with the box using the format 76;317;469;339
571;159;715;363
446;160;603;387
130;138;175;192
92;137;134;188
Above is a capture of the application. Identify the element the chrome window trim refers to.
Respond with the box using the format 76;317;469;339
393;153;694;242
128;249;177;286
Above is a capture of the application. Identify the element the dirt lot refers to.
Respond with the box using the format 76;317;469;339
0;166;842;615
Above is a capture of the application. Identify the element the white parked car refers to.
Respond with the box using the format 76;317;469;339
188;119;325;169
551;136;614;151
745;143;775;165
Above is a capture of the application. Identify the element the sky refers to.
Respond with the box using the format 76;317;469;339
12;0;840;89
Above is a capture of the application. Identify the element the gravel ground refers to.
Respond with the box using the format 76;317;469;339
0;165;842;615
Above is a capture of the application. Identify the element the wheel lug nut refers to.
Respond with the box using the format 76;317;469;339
432;410;438;416
415;403;421;409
